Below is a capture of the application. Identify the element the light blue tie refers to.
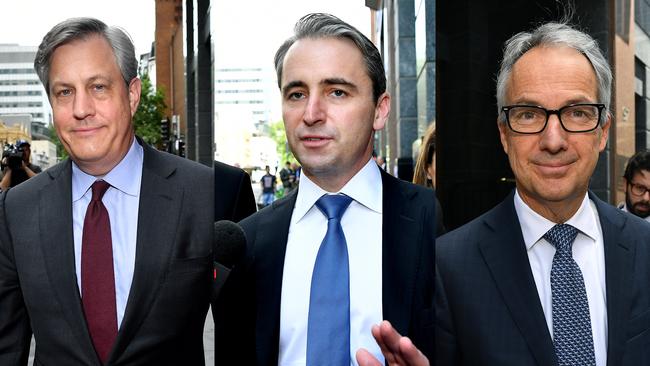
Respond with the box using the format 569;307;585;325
545;224;596;366
306;194;353;366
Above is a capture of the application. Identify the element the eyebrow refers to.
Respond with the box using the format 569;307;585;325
510;96;596;107
50;74;113;88
281;77;359;96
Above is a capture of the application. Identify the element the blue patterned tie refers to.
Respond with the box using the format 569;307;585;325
544;224;596;366
306;194;354;366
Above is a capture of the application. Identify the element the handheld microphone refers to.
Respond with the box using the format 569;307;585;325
212;220;247;300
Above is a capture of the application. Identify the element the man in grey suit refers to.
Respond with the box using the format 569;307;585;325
214;13;437;366
0;17;249;365
359;21;650;366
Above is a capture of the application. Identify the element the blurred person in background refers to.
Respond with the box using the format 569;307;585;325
0;140;42;191
619;149;650;222
412;123;445;236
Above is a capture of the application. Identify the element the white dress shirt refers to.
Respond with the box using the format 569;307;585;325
72;138;143;328
279;158;384;366
514;190;607;366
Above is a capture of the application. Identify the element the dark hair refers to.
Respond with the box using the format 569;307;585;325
274;13;386;103
34;17;138;96
623;150;650;182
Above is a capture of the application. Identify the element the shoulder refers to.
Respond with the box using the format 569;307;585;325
239;190;295;236
142;143;211;179
593;194;650;237
381;171;436;209
437;196;514;255
214;160;247;180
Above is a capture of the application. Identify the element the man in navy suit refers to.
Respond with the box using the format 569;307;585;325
214;13;437;365
358;21;650;366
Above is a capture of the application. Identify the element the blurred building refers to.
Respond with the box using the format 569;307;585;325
155;0;213;166
214;66;280;167
30;139;57;170
0;114;31;144
0;45;52;128
368;0;434;182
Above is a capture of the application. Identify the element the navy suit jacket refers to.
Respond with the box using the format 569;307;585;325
214;170;437;365
436;191;650;366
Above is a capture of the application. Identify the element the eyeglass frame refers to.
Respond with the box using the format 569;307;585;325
628;181;650;197
501;103;606;134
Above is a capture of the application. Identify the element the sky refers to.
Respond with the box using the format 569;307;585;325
211;0;371;67
0;0;371;63
0;0;156;56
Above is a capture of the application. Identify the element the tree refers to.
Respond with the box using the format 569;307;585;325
268;120;297;165
133;73;166;147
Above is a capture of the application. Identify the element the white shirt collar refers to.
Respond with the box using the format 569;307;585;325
514;189;600;251
292;158;383;224
72;138;143;201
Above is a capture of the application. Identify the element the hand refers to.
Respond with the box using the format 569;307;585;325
356;320;430;366
0;167;11;191
21;160;36;178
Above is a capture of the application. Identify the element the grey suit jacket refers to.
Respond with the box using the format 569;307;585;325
0;141;214;365
214;170;437;365
436;191;650;366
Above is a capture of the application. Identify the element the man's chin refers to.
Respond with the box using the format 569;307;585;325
632;206;650;219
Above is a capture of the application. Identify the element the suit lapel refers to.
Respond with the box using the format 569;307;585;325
109;143;183;360
255;191;297;364
590;194;632;366
478;193;556;366
39;160;98;361
381;172;420;335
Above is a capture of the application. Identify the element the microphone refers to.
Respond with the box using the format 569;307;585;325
212;220;247;300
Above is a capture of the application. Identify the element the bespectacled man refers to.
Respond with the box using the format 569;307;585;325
358;21;650;366
619;150;650;222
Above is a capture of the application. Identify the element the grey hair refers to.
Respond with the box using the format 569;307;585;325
274;13;386;103
34;17;138;96
496;22;612;124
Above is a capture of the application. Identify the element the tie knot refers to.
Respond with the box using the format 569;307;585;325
315;194;353;220
90;180;111;202
543;224;578;252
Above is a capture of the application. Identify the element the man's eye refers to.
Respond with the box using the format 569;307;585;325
93;84;106;92
58;89;72;97
331;90;346;97
288;92;304;100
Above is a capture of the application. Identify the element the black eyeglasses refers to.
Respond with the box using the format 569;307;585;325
501;103;606;134
629;182;650;196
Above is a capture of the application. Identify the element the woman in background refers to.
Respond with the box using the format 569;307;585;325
413;122;446;236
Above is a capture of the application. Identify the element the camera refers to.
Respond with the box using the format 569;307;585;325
2;144;24;171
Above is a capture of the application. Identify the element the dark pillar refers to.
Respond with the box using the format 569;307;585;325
195;0;213;167
185;0;196;161
396;0;418;181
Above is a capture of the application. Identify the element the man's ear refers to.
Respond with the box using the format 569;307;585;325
598;113;611;152
497;119;509;155
373;92;391;131
128;77;142;117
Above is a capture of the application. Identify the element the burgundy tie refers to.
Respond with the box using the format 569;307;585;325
81;180;117;364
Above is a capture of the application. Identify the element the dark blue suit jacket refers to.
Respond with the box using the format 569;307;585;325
436;190;650;366
214;170;437;365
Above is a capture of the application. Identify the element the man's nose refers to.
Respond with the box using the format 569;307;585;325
303;95;325;125
538;113;569;152
73;90;96;120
